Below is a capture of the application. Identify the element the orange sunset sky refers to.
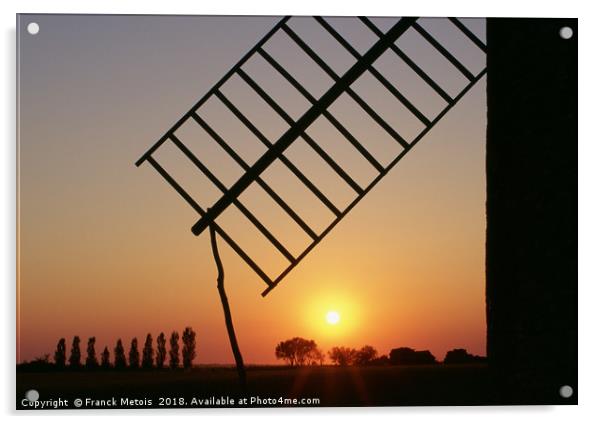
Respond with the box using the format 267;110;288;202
17;15;486;364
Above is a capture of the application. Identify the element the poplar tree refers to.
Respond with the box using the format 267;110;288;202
54;338;66;368
169;331;180;369
142;334;154;368
85;337;98;368
129;338;140;369
68;336;81;368
182;327;196;369
114;339;127;369
101;346;111;368
156;332;167;369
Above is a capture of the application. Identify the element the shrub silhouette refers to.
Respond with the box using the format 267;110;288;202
101;346;111;369
182;327;196;369
275;337;319;366
355;345;378;365
17;354;54;372
129;338;140;369
326;345;383;366
68;336;81;368
156;332;167;369
328;346;357;366
142;334;154;369
85;337;98;369
169;331;180;369
370;355;390;366
54;338;66;368
114;339;127;369
443;348;486;364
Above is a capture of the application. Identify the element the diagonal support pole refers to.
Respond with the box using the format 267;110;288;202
209;225;247;393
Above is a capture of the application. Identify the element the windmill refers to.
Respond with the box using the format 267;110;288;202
136;16;486;391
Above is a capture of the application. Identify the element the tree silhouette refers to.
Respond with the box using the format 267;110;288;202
275;340;296;366
129;338;140;369
182;327;196;369
142;333;154;369
169;331;180;369
54;338;66;368
328;346;357;366
85;337;98;368
355;345;378;365
156;332;167;369
114;339;127;369
310;348;325;366
68;336;81;368
275;337;319;366
101;346;111;369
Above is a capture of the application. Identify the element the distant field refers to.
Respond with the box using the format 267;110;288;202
17;364;554;409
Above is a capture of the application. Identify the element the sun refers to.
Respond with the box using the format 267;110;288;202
325;310;340;325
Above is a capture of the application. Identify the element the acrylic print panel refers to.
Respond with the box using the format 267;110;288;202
16;14;577;409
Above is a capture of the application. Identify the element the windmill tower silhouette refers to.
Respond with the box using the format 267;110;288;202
136;16;486;391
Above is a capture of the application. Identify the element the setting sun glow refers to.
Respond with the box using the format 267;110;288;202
325;311;340;325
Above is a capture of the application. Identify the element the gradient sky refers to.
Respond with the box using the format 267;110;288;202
17;14;486;364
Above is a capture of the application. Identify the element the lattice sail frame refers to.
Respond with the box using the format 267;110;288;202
136;16;487;297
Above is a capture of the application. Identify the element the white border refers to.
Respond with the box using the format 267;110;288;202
3;0;599;423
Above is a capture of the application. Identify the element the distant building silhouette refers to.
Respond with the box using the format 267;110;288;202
389;347;437;365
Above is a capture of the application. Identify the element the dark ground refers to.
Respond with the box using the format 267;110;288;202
16;364;573;409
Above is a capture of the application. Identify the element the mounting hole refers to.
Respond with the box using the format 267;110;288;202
559;26;573;40
27;22;40;35
25;389;39;401
559;385;573;398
